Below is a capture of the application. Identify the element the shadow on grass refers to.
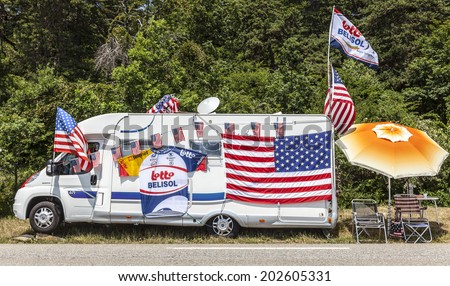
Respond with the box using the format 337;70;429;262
19;222;349;244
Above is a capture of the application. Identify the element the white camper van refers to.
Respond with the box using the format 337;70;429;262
13;111;337;237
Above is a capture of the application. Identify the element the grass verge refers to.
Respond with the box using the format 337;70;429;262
1;207;449;244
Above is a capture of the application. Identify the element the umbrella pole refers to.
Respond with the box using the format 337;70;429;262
387;177;391;236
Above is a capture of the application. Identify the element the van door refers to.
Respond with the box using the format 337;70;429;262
109;139;148;224
53;142;103;222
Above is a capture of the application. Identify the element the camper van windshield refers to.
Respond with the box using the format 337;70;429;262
190;140;221;157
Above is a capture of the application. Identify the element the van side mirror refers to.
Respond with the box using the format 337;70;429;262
46;160;55;176
46;160;63;176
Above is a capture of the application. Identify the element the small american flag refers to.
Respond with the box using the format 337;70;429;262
274;121;285;137
172;127;185;143
195;121;204;138
151;133;162;149
131;140;141;155
90;152;101;168
225;123;235;135
111;146;122;162
53;107;91;171
251;122;261;137
324;66;355;135
70;158;81;173
222;132;333;204
147;94;179;113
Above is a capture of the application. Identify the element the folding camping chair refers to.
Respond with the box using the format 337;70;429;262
352;199;387;243
394;194;432;243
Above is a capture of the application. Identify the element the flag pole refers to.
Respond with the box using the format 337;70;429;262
327;6;335;131
327;6;334;88
52;109;56;162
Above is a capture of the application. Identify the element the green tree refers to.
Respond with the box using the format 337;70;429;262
0;115;48;215
402;20;450;125
362;0;449;88
8;0;110;79
95;0;149;77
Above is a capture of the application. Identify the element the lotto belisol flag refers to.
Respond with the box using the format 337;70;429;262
222;133;333;204
323;66;355;135
53;107;91;171
330;7;378;69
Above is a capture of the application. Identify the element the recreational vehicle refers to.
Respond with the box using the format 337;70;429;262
13;108;337;237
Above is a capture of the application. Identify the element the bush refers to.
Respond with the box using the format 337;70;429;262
0;177;15;217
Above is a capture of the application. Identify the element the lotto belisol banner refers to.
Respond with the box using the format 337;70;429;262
330;8;379;69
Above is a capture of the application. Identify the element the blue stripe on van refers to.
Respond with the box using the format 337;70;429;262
110;192;225;202
68;191;97;199
192;192;225;201
111;192;141;200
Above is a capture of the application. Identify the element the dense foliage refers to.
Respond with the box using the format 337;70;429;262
0;0;449;215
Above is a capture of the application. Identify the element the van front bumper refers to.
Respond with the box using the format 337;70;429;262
13;202;26;220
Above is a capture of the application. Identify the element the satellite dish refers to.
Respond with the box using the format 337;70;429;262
197;97;220;114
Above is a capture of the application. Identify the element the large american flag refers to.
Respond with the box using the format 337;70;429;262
53;107;91;171
324;67;355;135
222;132;333;204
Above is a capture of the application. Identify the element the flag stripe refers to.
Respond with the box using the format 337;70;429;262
225;163;275;173
227;172;331;183
226;168;331;179
227;189;333;199
223;143;274;152
224;148;274;158
225;152;274;163
225;158;274;169
227;183;333;194
226;194;333;204
222;133;274;142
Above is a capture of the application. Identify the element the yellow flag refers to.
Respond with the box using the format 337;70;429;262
118;149;152;176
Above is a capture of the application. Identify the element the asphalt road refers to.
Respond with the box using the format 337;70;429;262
0;244;449;266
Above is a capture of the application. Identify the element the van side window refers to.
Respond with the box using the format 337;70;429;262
189;140;221;157
57;142;99;175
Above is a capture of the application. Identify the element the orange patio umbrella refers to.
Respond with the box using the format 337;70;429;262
336;122;448;228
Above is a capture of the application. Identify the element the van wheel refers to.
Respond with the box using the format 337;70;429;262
206;214;240;238
29;201;61;234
